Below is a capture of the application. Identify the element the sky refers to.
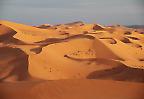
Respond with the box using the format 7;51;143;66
0;0;144;25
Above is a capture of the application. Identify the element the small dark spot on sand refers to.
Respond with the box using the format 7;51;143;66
124;31;132;35
139;59;144;61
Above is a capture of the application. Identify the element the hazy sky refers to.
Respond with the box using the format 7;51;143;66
0;0;144;25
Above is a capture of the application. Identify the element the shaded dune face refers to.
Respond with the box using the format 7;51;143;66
0;24;17;41
0;20;144;83
0;47;30;82
87;65;144;82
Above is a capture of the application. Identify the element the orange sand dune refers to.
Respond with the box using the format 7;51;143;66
0;80;144;99
0;20;144;99
0;47;30;82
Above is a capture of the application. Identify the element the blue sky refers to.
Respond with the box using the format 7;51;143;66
0;0;144;25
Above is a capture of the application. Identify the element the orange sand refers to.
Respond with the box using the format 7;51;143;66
0;20;144;99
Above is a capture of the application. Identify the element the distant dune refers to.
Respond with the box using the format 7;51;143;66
127;25;144;29
0;20;144;99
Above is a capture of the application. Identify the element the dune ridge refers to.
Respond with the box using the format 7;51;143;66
0;20;144;81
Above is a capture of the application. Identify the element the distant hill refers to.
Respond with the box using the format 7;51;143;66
126;25;144;29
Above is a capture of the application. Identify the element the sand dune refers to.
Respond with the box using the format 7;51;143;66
0;20;144;99
0;80;144;99
0;47;30;82
0;24;17;41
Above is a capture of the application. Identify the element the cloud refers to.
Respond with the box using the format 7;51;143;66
0;0;143;25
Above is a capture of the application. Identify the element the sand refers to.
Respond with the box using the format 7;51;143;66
0;80;144;99
0;20;144;99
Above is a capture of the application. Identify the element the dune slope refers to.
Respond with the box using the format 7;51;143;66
0;80;144;99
